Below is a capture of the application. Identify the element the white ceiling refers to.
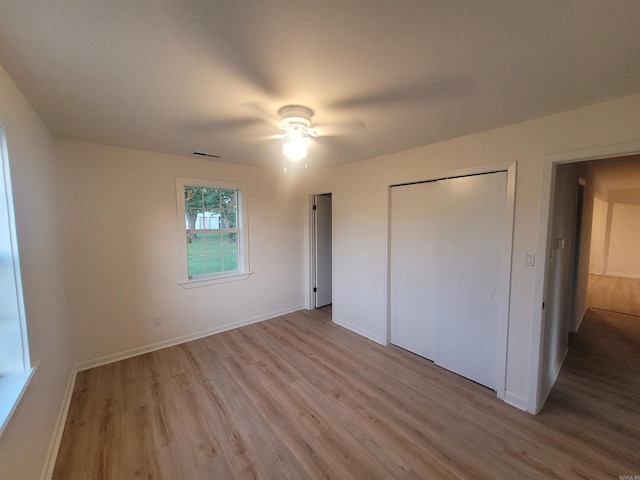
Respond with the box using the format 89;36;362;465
1;1;640;169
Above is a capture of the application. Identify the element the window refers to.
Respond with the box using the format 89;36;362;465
176;178;251;287
0;125;35;437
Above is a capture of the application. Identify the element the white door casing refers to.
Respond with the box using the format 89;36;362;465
314;194;332;308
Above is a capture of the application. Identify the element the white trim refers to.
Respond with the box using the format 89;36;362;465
0;124;34;436
0;125;30;371
306;188;335;311
178;271;253;288
386;185;393;346
575;306;589;332
543;141;640;164
495;163;517;401
333;316;386;346
503;391;528;412
539;347;568;409
391;162;516;188
75;305;304;372
601;272;640;279
529;140;640;414
40;367;77;480
0;361;37;438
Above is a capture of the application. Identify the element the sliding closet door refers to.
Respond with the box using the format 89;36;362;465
390;172;507;390
390;181;439;360
434;172;506;390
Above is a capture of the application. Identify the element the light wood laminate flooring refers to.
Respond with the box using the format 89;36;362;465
53;308;640;479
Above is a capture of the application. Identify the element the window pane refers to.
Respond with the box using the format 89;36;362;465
187;255;206;276
204;254;222;274
185;186;203;208
201;210;221;229
187;233;202;256
221;209;237;228
187;232;239;277
222;233;238;271
185;208;202;231
181;182;242;279
221;190;237;209
202;188;220;209
203;232;222;251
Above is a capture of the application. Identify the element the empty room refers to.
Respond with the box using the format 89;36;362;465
1;1;639;479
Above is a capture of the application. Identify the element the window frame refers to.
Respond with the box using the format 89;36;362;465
175;177;251;288
0;124;36;437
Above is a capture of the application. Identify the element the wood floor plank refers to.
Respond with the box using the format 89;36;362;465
54;308;640;479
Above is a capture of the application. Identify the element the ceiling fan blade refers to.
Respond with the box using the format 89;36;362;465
314;119;367;137
178;116;263;134
328;75;474;109
246;133;286;143
241;101;281;127
181;3;283;97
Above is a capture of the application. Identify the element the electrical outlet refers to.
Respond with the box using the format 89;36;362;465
153;316;162;326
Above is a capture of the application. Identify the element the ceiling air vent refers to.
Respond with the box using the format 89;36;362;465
191;151;221;159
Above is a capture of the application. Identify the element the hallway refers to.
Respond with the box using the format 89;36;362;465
541;308;640;470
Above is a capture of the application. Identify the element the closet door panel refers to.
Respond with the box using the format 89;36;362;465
434;172;506;390
390;181;439;360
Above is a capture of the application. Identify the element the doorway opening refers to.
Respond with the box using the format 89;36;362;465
311;193;332;315
538;152;640;411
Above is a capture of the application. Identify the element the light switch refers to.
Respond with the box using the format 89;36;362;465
557;238;566;249
525;253;535;266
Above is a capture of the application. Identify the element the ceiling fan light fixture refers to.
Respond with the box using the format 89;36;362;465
278;105;314;130
283;130;309;161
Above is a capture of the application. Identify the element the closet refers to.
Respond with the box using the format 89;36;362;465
390;171;507;390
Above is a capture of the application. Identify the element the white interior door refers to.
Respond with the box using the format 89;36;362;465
314;194;332;308
390;172;507;390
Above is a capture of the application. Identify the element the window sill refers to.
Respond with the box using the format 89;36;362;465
0;361;38;438
178;271;253;289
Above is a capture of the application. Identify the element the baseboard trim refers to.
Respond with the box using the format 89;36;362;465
40;367;77;480
602;272;640;279
75;305;305;372
503;391;528;412
575;306;589;332
332;316;385;345
39;306;306;479
539;347;569;411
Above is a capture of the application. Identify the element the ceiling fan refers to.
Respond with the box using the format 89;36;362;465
185;101;366;170
274;105;317;169
264;104;368;171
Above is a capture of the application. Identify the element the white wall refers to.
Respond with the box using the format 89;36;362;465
602;195;640;278
540;163;594;403
0;65;73;479
574;175;595;329
303;92;640;412
588;189;640;278
55;140;307;366
589;196;608;274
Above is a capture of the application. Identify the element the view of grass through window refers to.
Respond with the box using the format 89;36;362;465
184;186;239;277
